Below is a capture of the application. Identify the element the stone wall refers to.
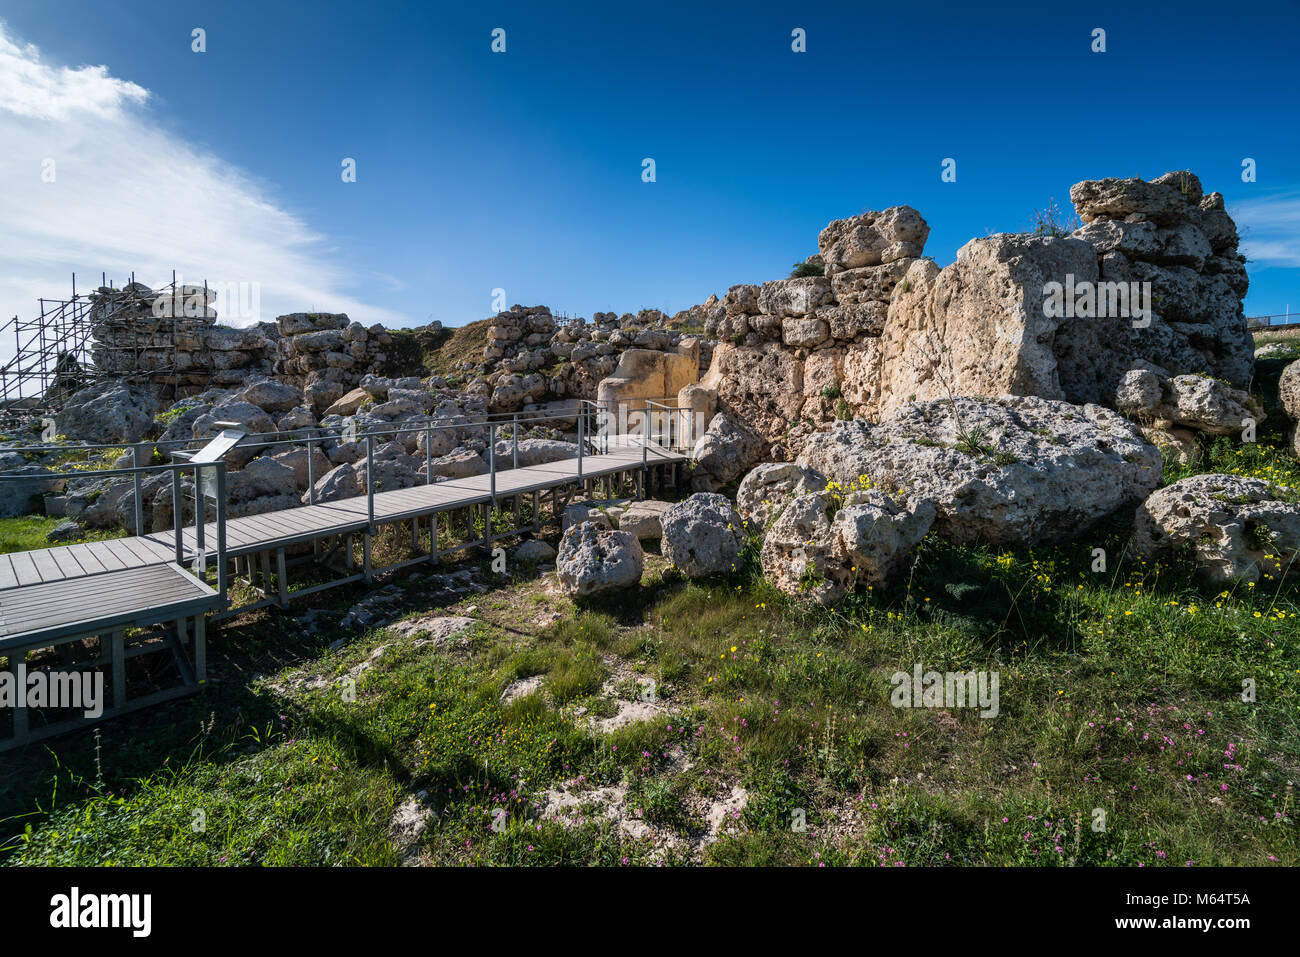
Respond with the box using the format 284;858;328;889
481;305;710;413
88;282;277;396
691;169;1251;460
698;204;930;455
272;312;395;413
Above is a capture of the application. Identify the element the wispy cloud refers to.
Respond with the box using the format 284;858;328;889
0;23;406;328
1230;192;1300;268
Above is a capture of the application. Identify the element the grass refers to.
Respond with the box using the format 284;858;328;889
0;514;125;552
421;319;490;378
0;435;1296;867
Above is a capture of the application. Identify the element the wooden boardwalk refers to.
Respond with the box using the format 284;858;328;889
0;563;217;648
0;442;684;592
0;436;684;746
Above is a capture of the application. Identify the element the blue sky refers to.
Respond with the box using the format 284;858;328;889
2;0;1299;330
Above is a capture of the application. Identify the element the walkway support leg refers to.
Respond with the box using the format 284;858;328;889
276;548;288;608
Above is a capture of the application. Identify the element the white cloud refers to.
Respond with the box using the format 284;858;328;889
0;22;407;338
1230;193;1300;268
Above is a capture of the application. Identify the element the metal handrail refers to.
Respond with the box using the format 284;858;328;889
0;458;229;606
6;404;584;457
4;399;691;570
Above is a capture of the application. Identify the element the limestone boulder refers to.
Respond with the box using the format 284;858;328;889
1116;370;1260;435
618;500;672;540
271;446;332;489
55;381;158;444
1160;374;1260;435
192;401;275;440
276;406;317;432
1279;360;1300;421
677;383;718;447
514;539;557;563
155;402;212;454
1281;360;1300;456
699;342;803;444
760;490;934;604
661;493;745;578
306;462;359;504
1128;474;1300;584
818;206;929;274
690;413;764;491
236;380;303;414
556;522;645;597
829;260;911;305
304;379;348;416
798;395;1162;546
757;278;834;318
735;462;827;533
781;317;830;349
878;236;1095;419
492;438;579;468
324;387;372;417
1070;172;1204;226
0;465;59;517
425;450;488;480
596;349;699;415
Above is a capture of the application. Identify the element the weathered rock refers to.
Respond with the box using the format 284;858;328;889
1160;374;1260;435
46;519;83;543
690;413;764;491
562;500;627;531
618;500;672;540
0;465;59;517
1139;426;1201;468
757;277;834;318
677;383;718;446
192;401;276;440
556;522;645;596
661;493;745;578
270;446;332;489
55;381;158;444
879;237;1095;418
818;206;929;274
828;260;912;305
735;462;828;532
324;387;372;417
1070;172;1203;226
307;462;358;504
276;406;317;432
760;489;934;604
236;379;303;414
798;395;1162;545
492;438;579;468
815;302;889;340
1279;360;1300;421
514;539;557;563
1128;474;1300;583
426;450;488;480
782;317;830;348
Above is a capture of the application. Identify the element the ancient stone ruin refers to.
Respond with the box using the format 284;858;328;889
9;167;1300;608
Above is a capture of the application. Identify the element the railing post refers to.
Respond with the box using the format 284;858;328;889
643;401;649;470
194;464;206;558
489;423;497;506
577;405;584;480
512;413;518;470
365;434;375;533
307;431;317;505
216;461;227;605
425;423;432;485
131;442;144;536
172;465;183;566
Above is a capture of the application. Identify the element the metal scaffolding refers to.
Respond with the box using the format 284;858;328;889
0;271;205;424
